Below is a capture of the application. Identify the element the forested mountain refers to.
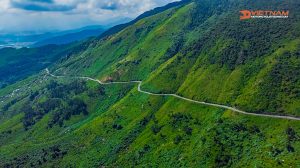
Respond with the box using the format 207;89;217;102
0;0;299;167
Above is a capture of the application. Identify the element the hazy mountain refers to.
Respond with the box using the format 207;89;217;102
0;25;107;48
32;26;106;47
0;0;299;167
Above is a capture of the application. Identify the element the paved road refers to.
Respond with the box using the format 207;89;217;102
46;69;300;121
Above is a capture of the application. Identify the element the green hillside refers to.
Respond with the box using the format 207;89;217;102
0;0;300;167
0;41;90;88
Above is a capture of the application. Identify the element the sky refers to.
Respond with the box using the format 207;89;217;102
0;0;177;34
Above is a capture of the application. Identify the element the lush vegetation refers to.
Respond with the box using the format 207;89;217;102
0;0;299;167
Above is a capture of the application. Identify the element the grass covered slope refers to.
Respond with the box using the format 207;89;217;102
55;0;300;116
0;0;300;167
1;78;299;167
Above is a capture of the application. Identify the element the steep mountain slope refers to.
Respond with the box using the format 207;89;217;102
56;0;300;116
0;0;300;167
97;0;190;40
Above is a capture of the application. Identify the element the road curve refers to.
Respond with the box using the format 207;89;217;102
45;69;300;121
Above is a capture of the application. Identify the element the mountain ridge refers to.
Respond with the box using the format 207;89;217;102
32;26;106;47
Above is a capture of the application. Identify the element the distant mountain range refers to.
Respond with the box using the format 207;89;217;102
0;25;107;48
32;26;106;47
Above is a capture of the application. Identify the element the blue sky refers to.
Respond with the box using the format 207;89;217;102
0;0;177;33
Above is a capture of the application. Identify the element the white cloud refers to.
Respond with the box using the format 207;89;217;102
0;0;178;33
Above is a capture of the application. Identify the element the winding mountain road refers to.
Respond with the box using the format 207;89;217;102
46;69;300;121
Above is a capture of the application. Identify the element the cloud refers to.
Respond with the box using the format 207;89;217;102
0;0;179;33
10;0;75;11
9;0;175;12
